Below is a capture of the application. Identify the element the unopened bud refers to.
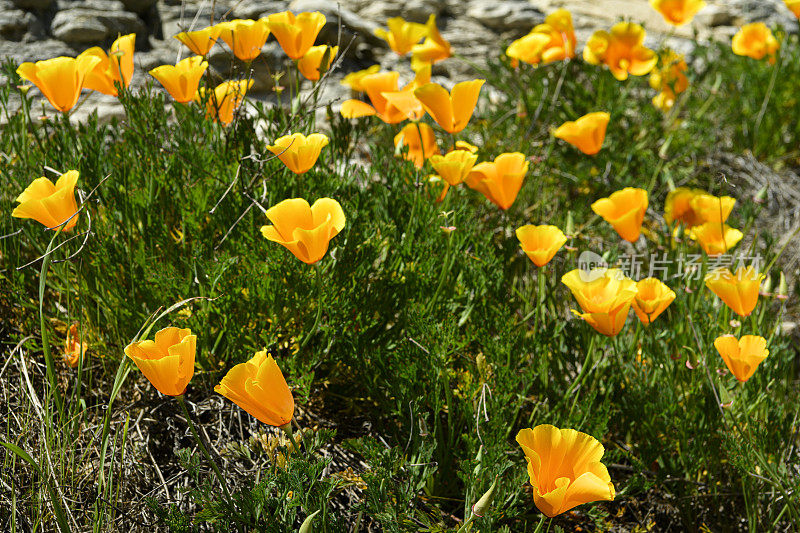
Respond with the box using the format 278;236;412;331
777;271;788;300
298;510;320;533
471;476;498;518
565;211;574;237
760;275;772;296
754;185;768;204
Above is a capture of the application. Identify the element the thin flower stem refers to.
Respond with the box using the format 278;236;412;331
753;52;780;150
280;420;303;456
300;262;324;350
531;515;548;533
39;227;64;415
176;395;232;499
426;220;454;314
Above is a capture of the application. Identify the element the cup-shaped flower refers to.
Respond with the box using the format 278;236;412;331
714;335;769;383
149;56;208;103
260;198;346;264
199;79;253;125
465;152;529;210
16;55;101;112
413;79;484;134
267;11;327;60
786;0;800;18
394;123;439;168
298;45;338;81
64;324;87;368
583;23;657;81
690;193;736;224
267;133;329;174
410;14;452;71
516;225;568;267
508;9;577;67
340;65;380;92
341;70;429;124
217;18;271;61
591;187;648;243
554;112;610;155
174;25;222;56
215;350;294;427
374;17;427;55
516;425;615;518
732;23;779;62
705;266;764;317
506;33;552;67
562;268;638;336
649;49;689;111
12;170;81;231
664;187;708;226
690;222;743;256
78;33;136;96
650;0;707;25
631;278;676;325
429;149;478;186
124;327;196;396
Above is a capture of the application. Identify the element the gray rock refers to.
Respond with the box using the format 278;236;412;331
289;0;383;49
231;1;287;20
0;7;43;41
158;1;229;39
696;4;738;27
0;38;74;67
11;0;53;8
51;7;146;43
467;2;541;32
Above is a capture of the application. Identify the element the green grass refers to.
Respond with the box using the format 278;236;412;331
1;29;799;532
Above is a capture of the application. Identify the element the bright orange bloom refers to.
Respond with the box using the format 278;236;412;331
506;33;552;67
516;225;568;267
340;65;380;92
705;266;764;317
12;170;80;231
64;324;87;368
16;55;101;112
410;14;451;71
554;112;610;155
591;187;648;243
217;18;271;61
374;17;427;55
260;198;346;264
429;149;478;186
267;133;329;174
690;222;743;256
507;9;576;67
664;187;706;226
267;11;327;60
631;278;676;325
714;335;769;383
198;79;253;125
583;22;657;81
341;67;429;123
649;49;689;111
516;425;615;517
562;268;638;336
413;79;484;134
149;56;208;103
394;123;439;168
650;0;706;25
215;350;294;427
732;23;779;62
786;0;800;18
465;152;529;210
298;45;338;81
690;193;736;224
124;327;196;396
78;33;136;97
174;25;222;56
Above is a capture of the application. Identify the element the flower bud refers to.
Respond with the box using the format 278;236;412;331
777;271;788;300
471;476;498;518
298;510;320;533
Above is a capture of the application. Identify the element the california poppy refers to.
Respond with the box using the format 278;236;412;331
260;198;346;264
215;350;295;427
267;133;329;174
149;56;208;103
690;194;736;225
507;9;576;66
374;17;427;55
413;79;484;134
554;112;610;155
649;49;689;111
411;14;451;71
591;187;648;243
16;55;101;112
631;278;676;325
705;266;764;317
174;25;222;56
786;0;800;18
650;0;706;25
340;65;380;93
714;335;769;383
394;123;439;168
583;22;657;81
198;79;253;125
79;33;136;97
516;225;568;267
298;45;338;81
341;68;429;123
465;152;529;210
12;170;81;231
732;23;779;62
124;327;196;396
64;324;87;368
429;149;478;186
562;268;638;336
516;425;615;517
217;18;271;62
690;222;743;256
664;187;707;227
267;11;327;60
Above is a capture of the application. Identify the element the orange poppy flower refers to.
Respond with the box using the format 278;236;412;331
690;222;743;256
506;33;552;67
631;278;676;325
340;67;429;123
198;79;253;125
554;112;610;155
410;14;451;71
649;49;689;111
650;0;706;25
413;79;484;134
516;225;568;267
215;350;294;427
217;18;271;61
298;45;338;81
374;17;428;55
340;65;380;92
260;198;346;264
562;268;638;336
174;25;222;56
714;335;769;383
124;327;196;396
267;132;329;174
64;324;87;368
516;425;615;517
690;194;736;224
78;33;136;97
583;22;657;81
149;56;208;103
786;0;800;18
267;11;327;60
428;149;478;186
394;123;439;168
12;170;81;231
591;187;648;243
732;23;779;62
16;55;101;112
664;187;707;226
465;152;529;210
507;9;576;67
705;266;764;317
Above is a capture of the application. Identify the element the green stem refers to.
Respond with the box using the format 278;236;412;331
280;421;303;456
39;227;64;415
752;53;780;151
176;395;232;499
299;263;324;350
532;515;548;533
426;228;454;314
